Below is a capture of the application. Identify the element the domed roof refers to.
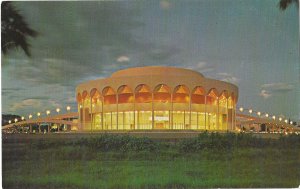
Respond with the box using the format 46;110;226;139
111;66;204;78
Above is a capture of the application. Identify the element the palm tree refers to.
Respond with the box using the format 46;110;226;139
278;0;299;10
1;1;38;57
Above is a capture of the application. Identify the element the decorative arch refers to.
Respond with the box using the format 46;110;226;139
191;86;205;104
153;84;171;103
135;84;152;103
117;85;134;104
173;85;190;103
90;88;102;104
102;86;116;105
206;88;218;105
77;93;82;103
82;90;88;100
219;90;228;108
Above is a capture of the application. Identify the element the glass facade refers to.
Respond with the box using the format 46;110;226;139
78;85;236;131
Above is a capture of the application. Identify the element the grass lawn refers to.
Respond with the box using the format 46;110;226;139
2;134;300;188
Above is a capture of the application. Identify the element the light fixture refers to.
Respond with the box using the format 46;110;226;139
29;114;32;119
249;109;253;114
8;120;11;124
66;106;71;111
284;119;288;123
14;118;18;123
56;108;60;113
239;107;244;112
265;113;269;117
46;110;51;115
37;112;41;117
290;121;293;125
21;116;24;121
257;112;261;116
272;115;276;120
279;117;282;121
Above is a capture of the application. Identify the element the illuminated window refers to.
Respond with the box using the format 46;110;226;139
191;86;205;104
102;87;116;105
173;85;189;103
153;84;171;103
135;84;152;103
118;85;134;104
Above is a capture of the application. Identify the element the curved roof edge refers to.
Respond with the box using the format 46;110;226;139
111;66;204;78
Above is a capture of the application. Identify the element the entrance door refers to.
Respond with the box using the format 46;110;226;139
155;122;164;129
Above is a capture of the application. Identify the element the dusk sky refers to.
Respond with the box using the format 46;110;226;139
2;0;299;121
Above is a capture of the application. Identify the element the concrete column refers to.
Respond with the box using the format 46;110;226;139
133;93;136;130
189;94;191;130
90;96;93;132
171;93;173;130
204;96;207;130
152;92;154;130
217;97;219;130
116;94;118;130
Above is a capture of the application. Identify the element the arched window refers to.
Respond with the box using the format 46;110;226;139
191;86;205;104
219;91;228;108
90;88;102;104
77;93;82;103
206;88;218;105
102;86;116;105
135;84;152;103
173;85;189;103
153;84;171;103
118;85;134;104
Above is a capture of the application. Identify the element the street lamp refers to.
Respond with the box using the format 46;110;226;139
272;115;276;120
290;121;293;125
37;112;41;133
284;119;288;123
8;120;11;124
46;110;51;115
265;113;269;118
66;106;71;111
279;117;282;121
249;109;253;114
56;108;60;132
21;116;24;121
29;114;32;119
14;118;18;123
239;107;244;112
257;112;261;116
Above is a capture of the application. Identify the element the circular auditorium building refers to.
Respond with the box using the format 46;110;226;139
76;66;238;131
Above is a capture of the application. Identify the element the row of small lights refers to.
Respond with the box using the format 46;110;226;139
7;105;295;126
238;107;294;125
8;106;71;124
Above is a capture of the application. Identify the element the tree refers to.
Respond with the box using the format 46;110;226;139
278;0;299;10
1;1;38;57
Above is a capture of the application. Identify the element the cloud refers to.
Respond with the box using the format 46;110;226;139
187;62;215;73
217;72;240;84
259;89;272;99
261;82;294;92
116;56;130;63
160;0;171;10
10;99;42;112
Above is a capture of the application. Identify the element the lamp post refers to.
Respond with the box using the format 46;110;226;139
56;108;60;132
8;120;11;124
29;114;32;133
248;109;253;114
21;116;25;133
239;107;243;112
66;106;71;131
46;110;51;133
37;112;41;133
